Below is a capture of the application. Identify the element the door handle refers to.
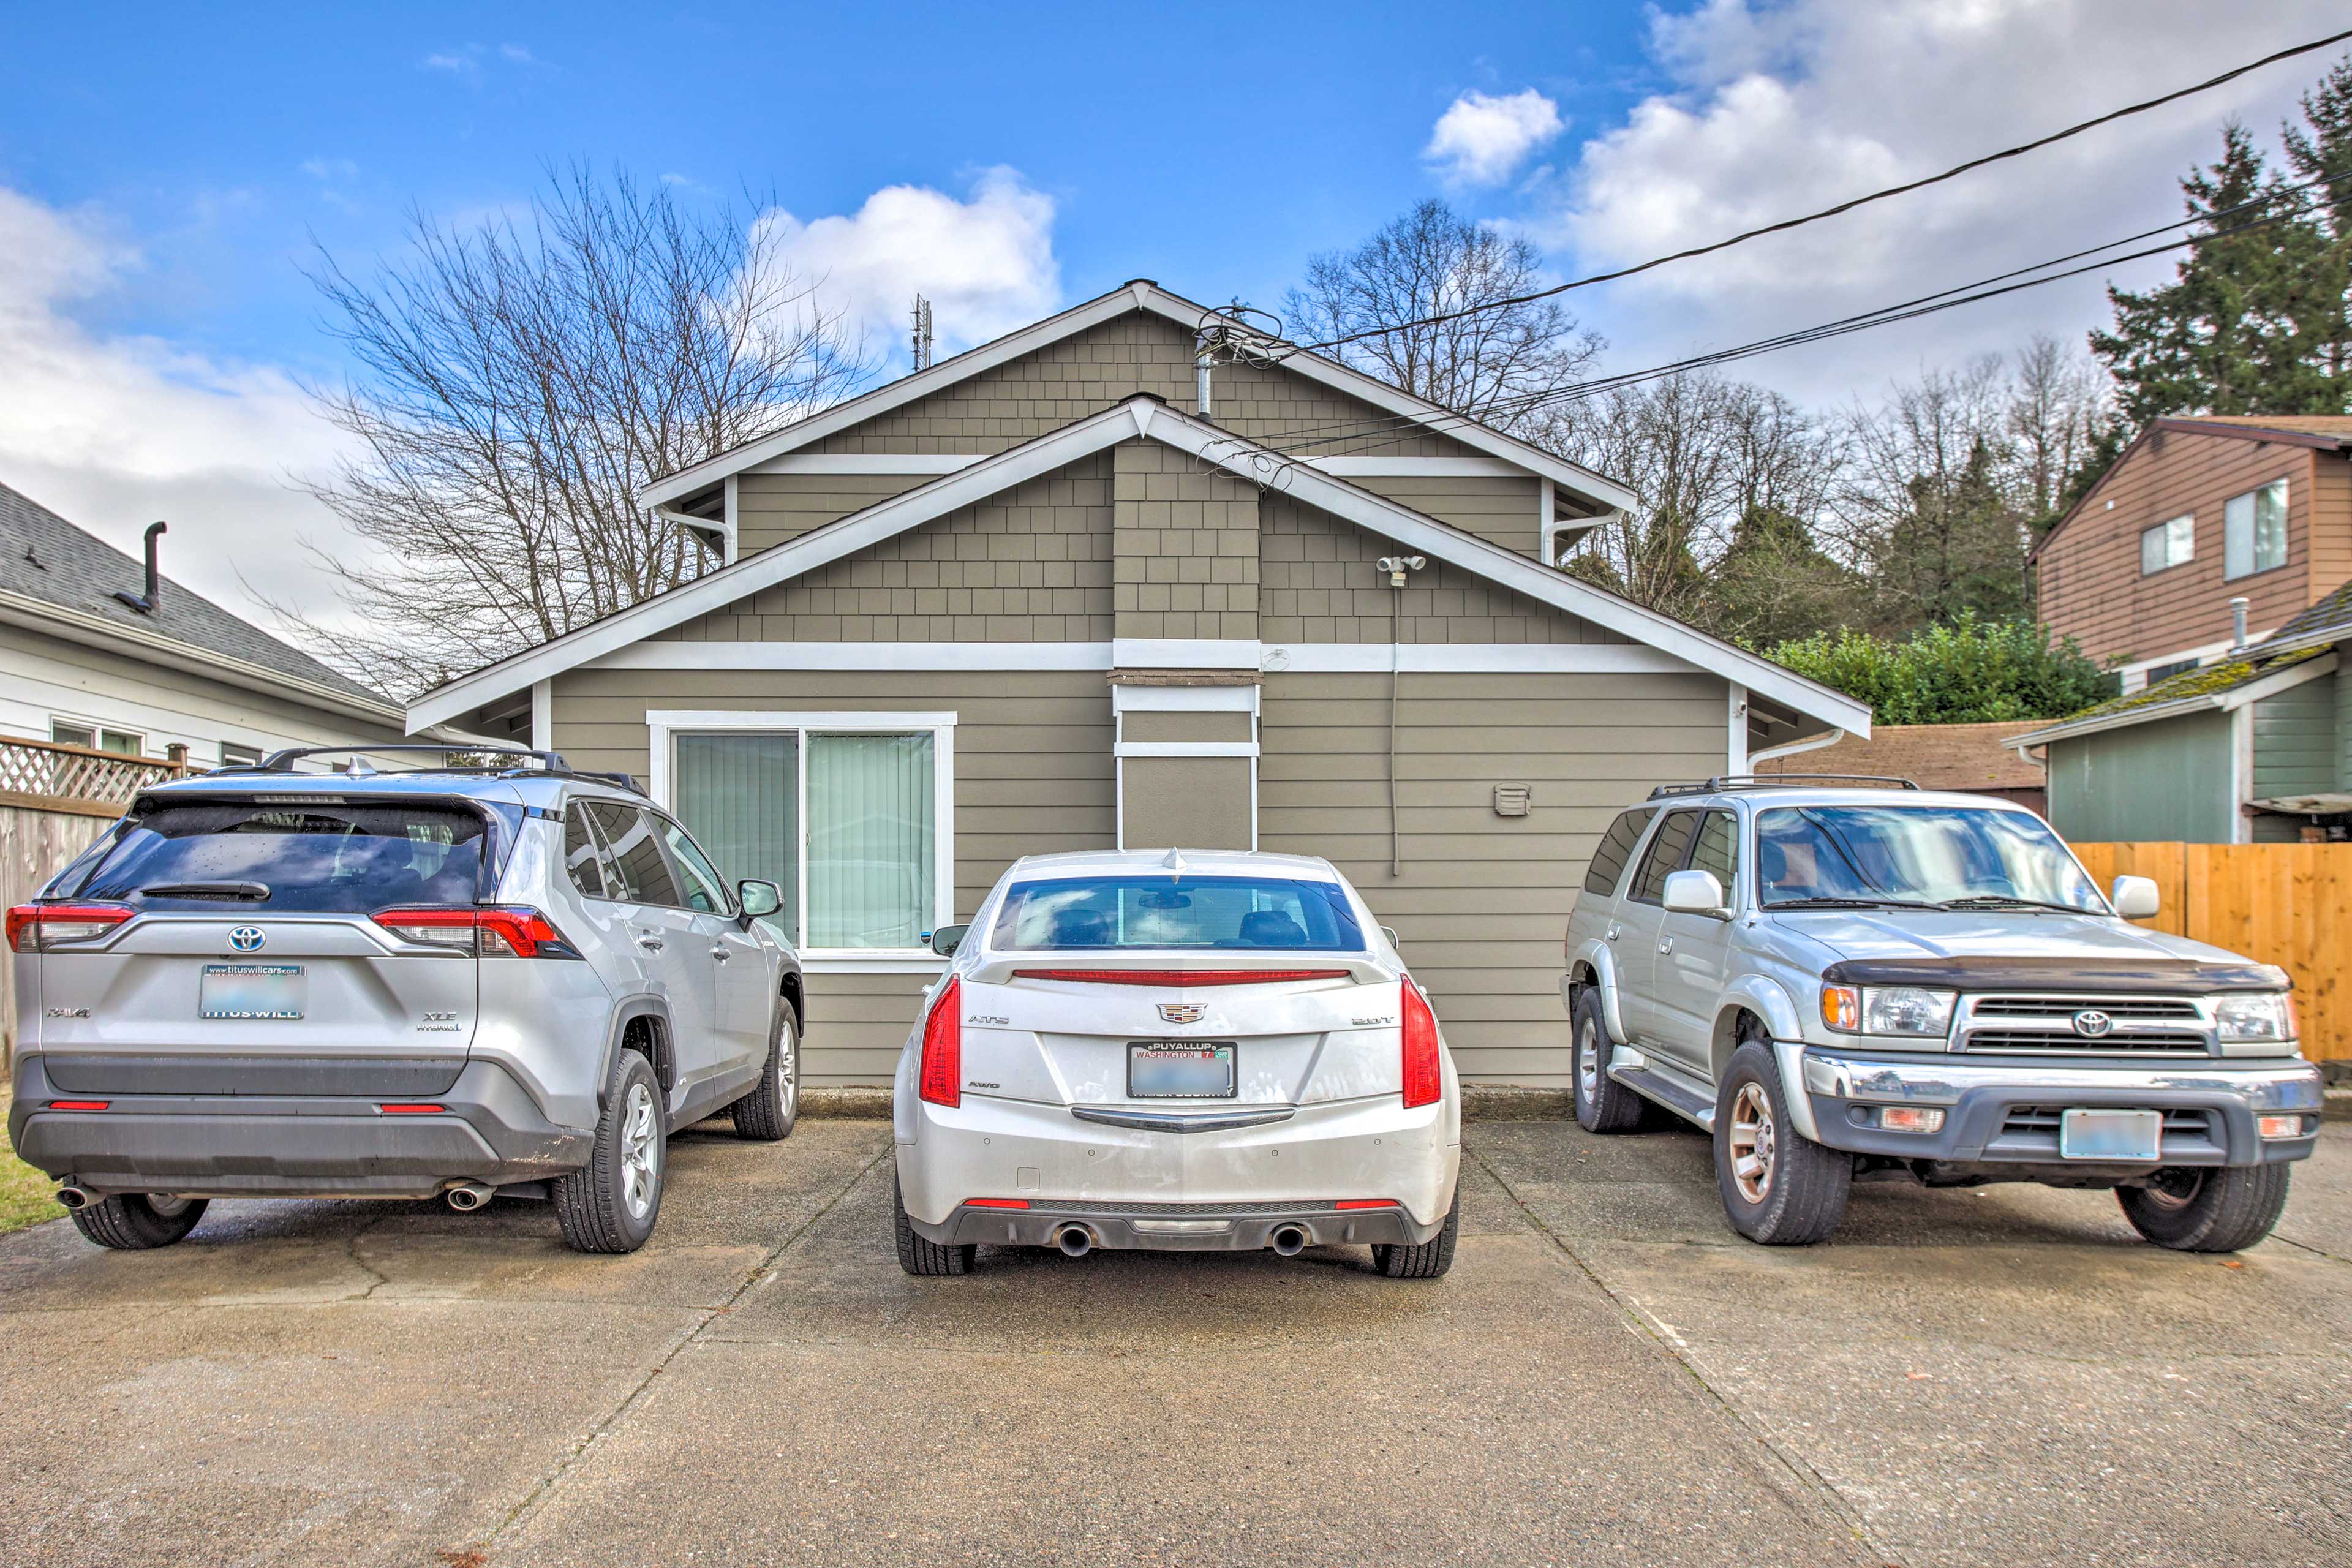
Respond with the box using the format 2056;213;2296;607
709;946;730;961
1605;922;1621;943
1657;937;1674;954
638;935;665;952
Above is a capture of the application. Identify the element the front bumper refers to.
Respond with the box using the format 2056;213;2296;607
1799;1048;2323;1168
8;1055;592;1199
913;1198;1442;1251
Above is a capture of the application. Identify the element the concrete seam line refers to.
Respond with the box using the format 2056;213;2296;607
2267;1231;2352;1268
1460;1139;1899;1567
481;1140;893;1548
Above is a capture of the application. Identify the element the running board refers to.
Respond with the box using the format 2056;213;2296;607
1607;1061;1717;1131
1069;1106;1297;1134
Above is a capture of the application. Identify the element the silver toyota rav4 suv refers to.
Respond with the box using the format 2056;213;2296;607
9;746;804;1254
1563;776;2323;1251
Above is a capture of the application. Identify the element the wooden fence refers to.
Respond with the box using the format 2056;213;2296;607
2071;842;2352;1063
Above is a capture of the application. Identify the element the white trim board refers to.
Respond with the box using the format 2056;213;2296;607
637;281;1636;516
751;452;1533;479
414;398;1867;735
586;641;1703;675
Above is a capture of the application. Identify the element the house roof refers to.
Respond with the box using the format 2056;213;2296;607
2004;643;2334;749
0;479;402;723
2033;413;2352;562
2253;573;2352;657
634;280;1637;521
1754;722;2045;793
408;395;1869;737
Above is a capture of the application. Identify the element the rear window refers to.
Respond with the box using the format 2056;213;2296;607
988;875;1367;952
70;801;489;914
1583;807;1656;896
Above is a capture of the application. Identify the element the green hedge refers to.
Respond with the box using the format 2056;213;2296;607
1763;614;2114;725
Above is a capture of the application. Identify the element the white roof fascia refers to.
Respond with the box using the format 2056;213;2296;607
636;281;1635;516
420;397;1864;736
2008;650;2339;748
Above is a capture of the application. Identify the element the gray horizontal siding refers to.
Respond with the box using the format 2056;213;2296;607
2249;671;2338;843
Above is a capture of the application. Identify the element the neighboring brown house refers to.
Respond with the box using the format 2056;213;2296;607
404;281;1868;1086
2034;416;2352;693
1754;722;2046;815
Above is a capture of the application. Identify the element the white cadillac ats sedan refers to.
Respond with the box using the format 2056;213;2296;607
891;849;1461;1278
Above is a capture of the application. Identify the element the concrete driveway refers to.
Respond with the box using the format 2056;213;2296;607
1;1110;2345;1568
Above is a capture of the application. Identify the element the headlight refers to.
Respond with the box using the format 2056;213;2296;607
1818;984;1956;1038
2215;993;2294;1042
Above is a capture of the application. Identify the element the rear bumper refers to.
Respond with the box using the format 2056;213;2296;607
1799;1048;2323;1169
7;1055;592;1199
913;1198;1441;1251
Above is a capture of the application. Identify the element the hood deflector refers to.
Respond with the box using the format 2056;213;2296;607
1819;956;2290;994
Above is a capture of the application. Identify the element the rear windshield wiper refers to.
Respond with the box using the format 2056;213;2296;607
1941;894;2086;914
138;881;271;900
1765;896;1949;911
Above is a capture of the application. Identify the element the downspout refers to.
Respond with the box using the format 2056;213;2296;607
1749;728;1845;767
1378;554;1425;876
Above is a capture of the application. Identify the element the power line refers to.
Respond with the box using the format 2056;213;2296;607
1289;24;2352;356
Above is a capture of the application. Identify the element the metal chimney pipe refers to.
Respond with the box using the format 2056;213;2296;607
113;521;167;614
2230;595;2249;650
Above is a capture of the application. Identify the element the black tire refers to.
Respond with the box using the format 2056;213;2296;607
1572;987;1646;1133
554;1049;666;1254
894;1172;974;1276
731;997;801;1142
68;1193;208;1250
1713;1041;1850;1246
1371;1184;1461;1279
2118;1163;2291;1253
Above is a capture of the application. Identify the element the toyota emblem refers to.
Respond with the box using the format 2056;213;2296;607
1157;1002;1207;1025
2071;1009;2113;1038
228;926;266;952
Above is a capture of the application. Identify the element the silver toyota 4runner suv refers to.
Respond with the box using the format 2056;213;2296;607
9;747;804;1255
1562;776;2323;1250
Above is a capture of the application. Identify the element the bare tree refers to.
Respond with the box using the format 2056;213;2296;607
281;168;870;695
1283;200;1602;431
2003;334;2116;522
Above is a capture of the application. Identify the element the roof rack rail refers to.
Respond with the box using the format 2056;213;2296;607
208;744;647;797
1648;773;1920;800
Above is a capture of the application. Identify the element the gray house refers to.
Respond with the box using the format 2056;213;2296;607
405;282;1868;1084
2011;577;2352;844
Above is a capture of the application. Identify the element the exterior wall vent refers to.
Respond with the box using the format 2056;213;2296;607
1493;785;1531;818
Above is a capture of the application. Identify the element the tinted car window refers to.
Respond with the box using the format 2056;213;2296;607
1627;810;1700;905
656;817;732;915
584;802;682;907
1583;807;1657;896
563;802;611;899
75;801;485;913
1687;811;1740;899
988;875;1367;951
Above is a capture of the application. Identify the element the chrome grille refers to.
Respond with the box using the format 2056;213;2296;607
1955;993;2214;1057
1964;1030;2207;1054
1971;997;2201;1021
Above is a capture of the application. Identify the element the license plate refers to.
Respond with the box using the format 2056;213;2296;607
200;963;306;1021
1128;1043;1236;1099
2059;1108;2162;1161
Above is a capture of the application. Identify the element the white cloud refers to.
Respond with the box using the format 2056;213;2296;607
1546;0;2351;405
1425;89;1565;187
747;167;1060;360
0;186;366;630
420;51;475;75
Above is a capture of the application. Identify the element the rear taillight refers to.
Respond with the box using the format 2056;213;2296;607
1010;968;1351;987
919;976;962;1108
373;907;581;958
1400;974;1441;1109
7;903;132;953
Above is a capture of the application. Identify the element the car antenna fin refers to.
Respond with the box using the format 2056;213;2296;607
1160;847;1188;872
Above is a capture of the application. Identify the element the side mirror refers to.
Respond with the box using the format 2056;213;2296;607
2111;875;2160;920
1662;868;1727;917
929;923;970;957
736;879;783;920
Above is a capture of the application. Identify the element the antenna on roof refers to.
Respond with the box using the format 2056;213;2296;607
910;295;934;371
1160;847;1188;872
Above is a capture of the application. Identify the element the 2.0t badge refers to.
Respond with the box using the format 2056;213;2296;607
228;927;266;952
1157;1003;1207;1025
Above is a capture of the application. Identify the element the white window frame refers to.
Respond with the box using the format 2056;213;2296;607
2139;513;2193;575
2222;479;2288;581
51;718;143;756
1110;684;1260;851
646;709;957;970
219;741;263;768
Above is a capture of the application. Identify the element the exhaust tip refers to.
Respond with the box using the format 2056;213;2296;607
56;1185;92;1211
445;1182;495;1212
1270;1224;1309;1256
1054;1224;1093;1258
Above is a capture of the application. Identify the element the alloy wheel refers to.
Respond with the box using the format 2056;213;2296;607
777;1019;799;1121
1726;1083;1777;1204
1576;1017;1600;1106
619;1080;661;1219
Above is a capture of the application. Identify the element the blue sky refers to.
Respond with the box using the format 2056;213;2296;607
0;1;2343;620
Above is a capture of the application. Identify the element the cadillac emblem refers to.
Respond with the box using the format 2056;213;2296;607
1157;1002;1207;1025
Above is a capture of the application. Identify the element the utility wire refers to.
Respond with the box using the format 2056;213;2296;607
1288;24;2352;356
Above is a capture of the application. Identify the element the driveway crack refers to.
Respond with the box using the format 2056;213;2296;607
477;1140;891;1553
1464;1137;1902;1568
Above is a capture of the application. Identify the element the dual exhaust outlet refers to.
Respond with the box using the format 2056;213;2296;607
1050;1221;1310;1257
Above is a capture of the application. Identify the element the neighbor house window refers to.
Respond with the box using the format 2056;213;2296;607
2223;480;2288;579
2139;514;2193;575
51;720;142;756
220;742;263;768
658;712;952;954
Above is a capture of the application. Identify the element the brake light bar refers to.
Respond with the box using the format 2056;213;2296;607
372;906;581;959
918;976;962;1108
7;903;133;953
1011;968;1351;987
963;1197;1029;1210
47;1100;110;1112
